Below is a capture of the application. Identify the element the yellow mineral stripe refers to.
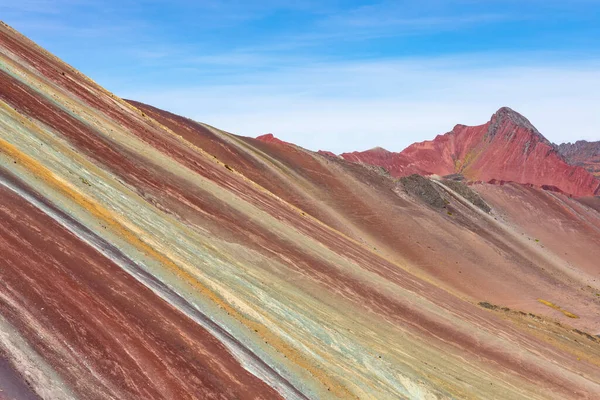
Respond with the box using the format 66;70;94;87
0;136;353;399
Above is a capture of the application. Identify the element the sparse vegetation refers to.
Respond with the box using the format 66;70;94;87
398;174;446;208
442;180;491;213
478;301;498;310
573;329;598;342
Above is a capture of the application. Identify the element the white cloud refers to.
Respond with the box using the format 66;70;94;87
122;54;600;153
9;1;597;153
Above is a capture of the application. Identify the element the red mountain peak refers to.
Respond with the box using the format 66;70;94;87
256;133;289;145
488;107;546;140
340;108;600;197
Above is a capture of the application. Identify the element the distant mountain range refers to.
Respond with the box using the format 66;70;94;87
558;140;600;177
333;107;600;197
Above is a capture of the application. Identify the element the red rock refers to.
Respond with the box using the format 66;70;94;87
341;147;430;176
341;107;600;197
256;133;289;146
317;150;337;158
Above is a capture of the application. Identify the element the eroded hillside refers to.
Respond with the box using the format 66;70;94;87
1;22;600;400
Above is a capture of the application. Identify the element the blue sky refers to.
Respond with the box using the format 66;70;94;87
3;0;600;152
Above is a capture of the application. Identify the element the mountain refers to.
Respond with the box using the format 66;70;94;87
341;107;600;197
256;132;291;145
2;21;600;400
340;146;430;176
558;140;600;177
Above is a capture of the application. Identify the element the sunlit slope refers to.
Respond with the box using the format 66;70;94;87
1;21;600;400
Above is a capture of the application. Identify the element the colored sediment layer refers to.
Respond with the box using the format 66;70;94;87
1;21;600;399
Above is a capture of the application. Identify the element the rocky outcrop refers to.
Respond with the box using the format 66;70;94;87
397;174;447;208
441;180;491;213
558;140;600;177
256;133;290;146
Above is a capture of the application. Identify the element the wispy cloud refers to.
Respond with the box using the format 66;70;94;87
122;54;600;153
0;0;86;14
322;1;511;30
4;0;600;153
